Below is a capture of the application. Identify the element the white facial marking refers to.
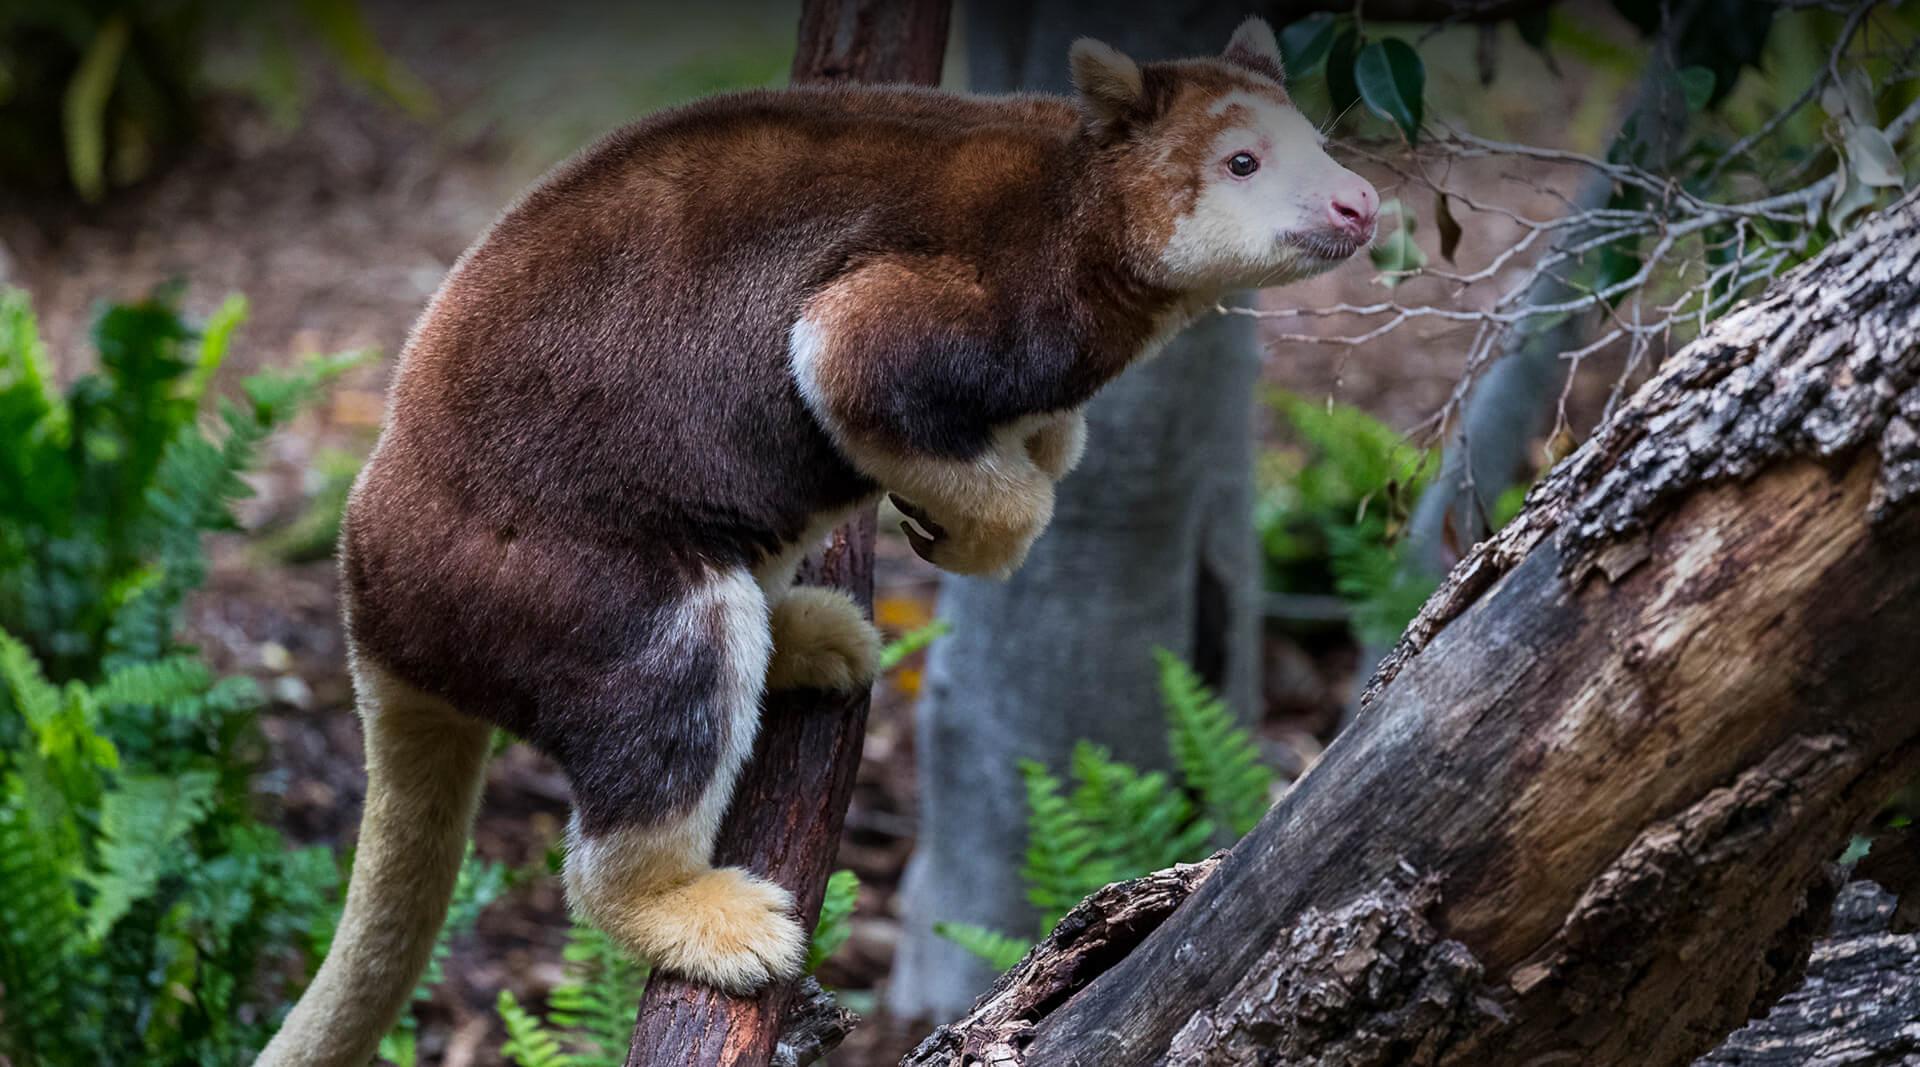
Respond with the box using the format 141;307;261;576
1160;90;1376;292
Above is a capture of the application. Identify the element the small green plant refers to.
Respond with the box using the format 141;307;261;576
878;617;951;671
1258;390;1439;645
0;287;361;1065
937;651;1275;969
495;869;861;1067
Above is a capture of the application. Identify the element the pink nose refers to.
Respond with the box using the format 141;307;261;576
1327;182;1378;240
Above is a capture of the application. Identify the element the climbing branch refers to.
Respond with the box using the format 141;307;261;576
907;191;1920;1067
621;8;950;1065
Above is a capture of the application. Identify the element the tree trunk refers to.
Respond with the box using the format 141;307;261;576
1694;881;1920;1066
906;192;1920;1066
620;6;949;1064
886;0;1267;1021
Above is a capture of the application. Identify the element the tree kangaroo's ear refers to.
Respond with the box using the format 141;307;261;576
1223;16;1286;85
1069;37;1144;134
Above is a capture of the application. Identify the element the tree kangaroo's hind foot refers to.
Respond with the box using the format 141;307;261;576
767;586;880;692
565;825;806;993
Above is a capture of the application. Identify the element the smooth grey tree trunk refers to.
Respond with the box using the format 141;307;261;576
886;0;1266;1022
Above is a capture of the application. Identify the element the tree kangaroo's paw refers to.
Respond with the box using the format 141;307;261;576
607;868;807;994
1025;412;1087;480
891;493;1039;579
767;586;881;692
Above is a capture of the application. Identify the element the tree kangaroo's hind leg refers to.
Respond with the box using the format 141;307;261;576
560;567;809;993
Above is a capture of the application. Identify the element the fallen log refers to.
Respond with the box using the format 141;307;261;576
907;191;1920;1067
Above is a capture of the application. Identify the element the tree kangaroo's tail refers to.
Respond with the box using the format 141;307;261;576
255;661;492;1067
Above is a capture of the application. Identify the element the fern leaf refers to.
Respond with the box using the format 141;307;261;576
182;294;248;406
807;868;859;973
498;989;578;1067
877;619;951;671
0;627;65;735
91;654;211;709
1157;649;1275;838
1019;758;1110;930
1068;742;1197;877
933;921;1030;972
86;771;217;941
0;775;91;1062
546;916;646;1065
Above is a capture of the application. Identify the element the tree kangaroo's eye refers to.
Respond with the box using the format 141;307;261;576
1227;152;1260;177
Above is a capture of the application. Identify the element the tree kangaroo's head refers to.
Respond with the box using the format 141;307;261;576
1073;17;1379;293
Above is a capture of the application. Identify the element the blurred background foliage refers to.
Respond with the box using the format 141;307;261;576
0;0;431;201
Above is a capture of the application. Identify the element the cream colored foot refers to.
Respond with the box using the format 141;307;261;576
571;857;806;994
767;587;881;692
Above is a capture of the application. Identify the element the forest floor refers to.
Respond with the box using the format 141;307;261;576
0;3;1617;1063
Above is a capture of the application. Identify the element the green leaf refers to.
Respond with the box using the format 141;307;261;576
1325;29;1361;119
934;921;1030;972
62;16;131;202
183;294;249;407
1676;66;1715;111
878;618;950;672
295;0;436;118
1157;649;1275;837
497;989;579;1067
1354;38;1424;143
1278;14;1338;78
86;771;217;941
807;868;860;973
1369;201;1427;284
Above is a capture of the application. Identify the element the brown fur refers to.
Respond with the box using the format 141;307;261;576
267;22;1375;1061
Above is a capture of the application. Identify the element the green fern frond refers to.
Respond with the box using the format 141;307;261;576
498;989;579;1067
92;654;212;709
878;619;951;671
1068;742;1212;876
807;868;860;973
1156;649;1274;838
86;770;217;941
0;777;91;1062
1018;758;1109;930
0;627;65;736
933;921;1030;972
1327;524;1437;647
546;917;647;1064
182;294;248;406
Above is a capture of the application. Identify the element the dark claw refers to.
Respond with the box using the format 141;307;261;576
888;493;947;540
901;521;940;564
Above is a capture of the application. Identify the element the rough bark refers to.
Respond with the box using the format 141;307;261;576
906;856;1224;1065
887;0;1267;1021
906;192;1920;1067
1694;881;1920;1066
